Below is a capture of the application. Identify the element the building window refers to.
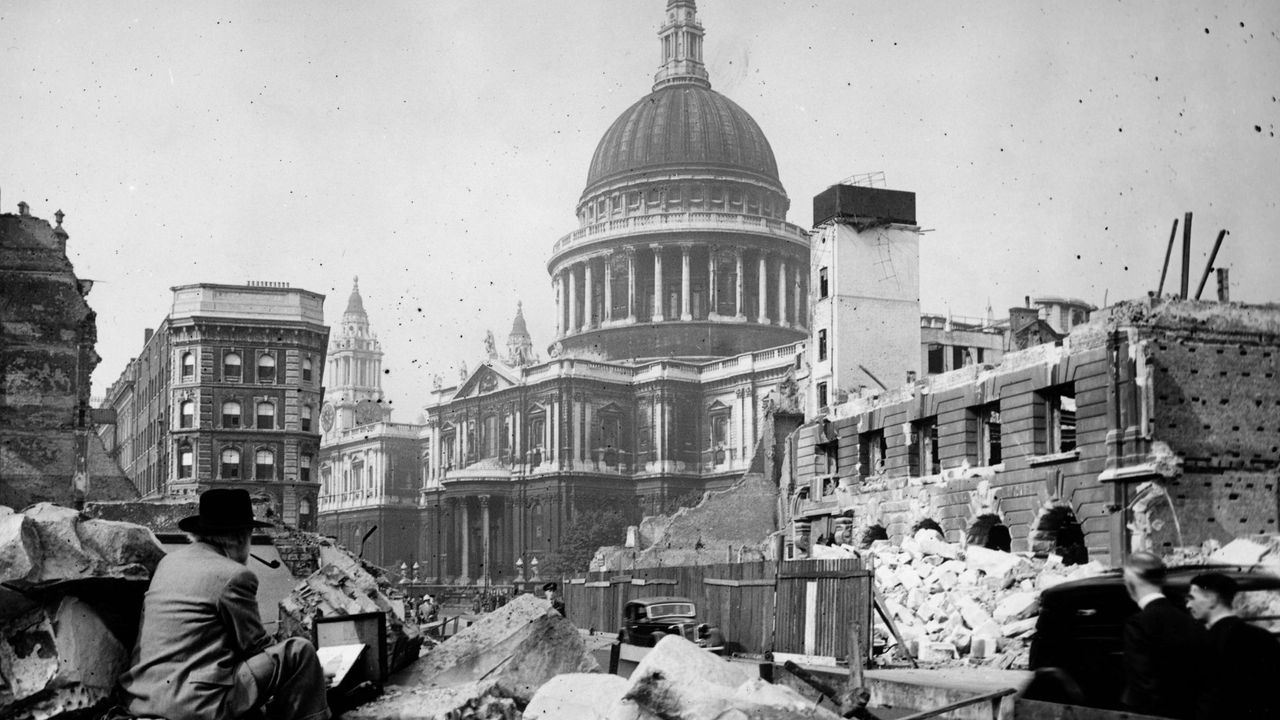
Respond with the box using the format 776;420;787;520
302;356;313;383
224;352;242;381
859;429;887;478
255;449;275;480
257;354;276;383
222;401;242;428
300;454;312;483
926;344;945;374
179;400;194;429
256;401;274;430
178;444;193;478
301;405;313;432
819;267;829;299
977;402;1002;466
220;448;241;479
953;346;967;370
181;352;195;380
817;381;829;409
911;417;941;476
1042;385;1077;454
818;329;828;362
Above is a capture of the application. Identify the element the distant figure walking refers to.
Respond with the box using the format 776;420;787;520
542;581;566;616
1119;552;1204;719
1186;572;1280;720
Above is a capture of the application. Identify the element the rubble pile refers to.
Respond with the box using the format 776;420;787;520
348;594;597;720
857;528;1107;668
0;503;165;720
526;635;841;720
277;532;423;675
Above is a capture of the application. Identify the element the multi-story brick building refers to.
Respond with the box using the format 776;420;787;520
99;282;329;529
787;296;1280;565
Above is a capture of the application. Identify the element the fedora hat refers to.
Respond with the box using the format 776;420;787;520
178;488;274;533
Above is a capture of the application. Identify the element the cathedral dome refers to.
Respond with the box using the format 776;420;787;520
583;85;782;195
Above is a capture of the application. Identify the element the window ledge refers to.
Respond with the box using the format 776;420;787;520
1027;449;1080;466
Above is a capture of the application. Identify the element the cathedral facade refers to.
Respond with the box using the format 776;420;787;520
317;0;810;580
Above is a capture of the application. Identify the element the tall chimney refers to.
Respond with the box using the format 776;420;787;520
1216;268;1230;303
1180;211;1193;299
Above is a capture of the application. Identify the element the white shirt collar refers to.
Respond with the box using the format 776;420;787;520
1137;591;1165;609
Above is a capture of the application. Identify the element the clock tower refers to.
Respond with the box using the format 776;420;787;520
322;277;391;443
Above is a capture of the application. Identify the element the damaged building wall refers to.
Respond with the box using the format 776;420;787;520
0;205;138;510
789;297;1280;566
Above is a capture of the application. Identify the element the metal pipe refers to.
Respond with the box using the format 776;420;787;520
1193;229;1228;300
1156;218;1178;297
1180;212;1192;299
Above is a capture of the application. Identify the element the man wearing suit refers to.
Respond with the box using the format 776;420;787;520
1186;572;1280;720
1120;552;1205;719
120;489;330;720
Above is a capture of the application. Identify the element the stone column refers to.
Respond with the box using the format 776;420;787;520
604;253;614;323
460;498;471;582
553;273;562;337
584;259;595;329
778;258;788;327
567;265;578;334
793;270;803;330
680;244;692;320
480;495;491;585
550;396;560;468
708;247;719;319
757;252;770;324
651;245;665;322
734;247;745;320
626;248;637;322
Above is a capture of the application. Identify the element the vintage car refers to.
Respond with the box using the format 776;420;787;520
1026;564;1280;710
618;596;725;651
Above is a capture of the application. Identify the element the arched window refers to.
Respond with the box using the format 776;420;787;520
220;448;241;479
257;353;276;383
179;400;194;429
302;356;314;383
223;352;242;381
178;444;193;478
222;401;242;428
300;454;313;483
181;352;195;380
256;401;274;430
255;449;275;480
301;405;313;432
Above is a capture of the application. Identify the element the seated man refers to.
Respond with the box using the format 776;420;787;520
120;489;330;720
542;581;566;616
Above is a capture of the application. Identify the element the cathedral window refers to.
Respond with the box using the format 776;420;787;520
223;352;242;381
257;353;276;383
220;448;241;479
255;449;275;480
179;400;194;429
180;352;195;381
256;401;275;430
222;400;242;428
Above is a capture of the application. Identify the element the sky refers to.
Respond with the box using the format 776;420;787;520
4;0;1278;414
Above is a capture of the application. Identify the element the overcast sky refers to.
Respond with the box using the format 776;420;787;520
4;0;1278;414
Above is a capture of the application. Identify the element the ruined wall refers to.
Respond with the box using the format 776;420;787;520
1140;301;1280;549
0;206;137;509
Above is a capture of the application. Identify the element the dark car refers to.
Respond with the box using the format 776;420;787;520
618;596;724;651
1027;564;1280;710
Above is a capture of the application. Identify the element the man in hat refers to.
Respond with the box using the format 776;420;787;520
542;581;565;616
1119;552;1204;719
120;489;330;720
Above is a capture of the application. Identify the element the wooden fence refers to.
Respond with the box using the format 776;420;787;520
561;558;870;658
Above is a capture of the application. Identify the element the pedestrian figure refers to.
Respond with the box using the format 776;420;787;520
120;489;330;720
1186;572;1280;720
542;581;566;616
1119;552;1204;719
